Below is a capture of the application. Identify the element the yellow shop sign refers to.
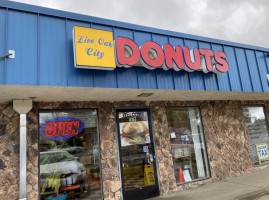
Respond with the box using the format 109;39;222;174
73;26;229;74
73;26;116;70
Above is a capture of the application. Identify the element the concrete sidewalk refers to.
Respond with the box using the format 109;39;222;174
151;166;269;200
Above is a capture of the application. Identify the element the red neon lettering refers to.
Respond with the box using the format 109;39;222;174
45;123;55;137
140;41;164;69
44;121;81;137
65;122;72;135
57;122;66;136
163;44;184;71
115;37;140;67
200;49;214;73
183;47;201;71
71;121;80;135
214;51;229;73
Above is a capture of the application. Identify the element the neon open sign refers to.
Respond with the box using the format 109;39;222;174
40;117;84;140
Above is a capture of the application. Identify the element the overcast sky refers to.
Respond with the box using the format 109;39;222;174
9;0;269;48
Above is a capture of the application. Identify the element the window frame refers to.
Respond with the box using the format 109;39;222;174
242;105;269;166
166;106;211;185
37;108;103;200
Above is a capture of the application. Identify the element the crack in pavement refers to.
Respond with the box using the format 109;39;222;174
227;181;266;189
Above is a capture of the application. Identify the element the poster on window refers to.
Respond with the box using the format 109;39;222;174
118;111;151;146
256;143;269;165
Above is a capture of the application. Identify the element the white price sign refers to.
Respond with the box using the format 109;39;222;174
256;143;269;165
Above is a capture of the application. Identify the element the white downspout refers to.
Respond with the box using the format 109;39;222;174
13;100;33;200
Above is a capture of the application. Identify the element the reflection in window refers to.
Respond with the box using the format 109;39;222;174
39;110;101;200
167;107;210;184
243;106;269;165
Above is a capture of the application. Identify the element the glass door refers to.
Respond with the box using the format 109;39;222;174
116;108;159;200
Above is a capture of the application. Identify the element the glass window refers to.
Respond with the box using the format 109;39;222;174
39;109;101;200
243;106;269;166
167;107;210;184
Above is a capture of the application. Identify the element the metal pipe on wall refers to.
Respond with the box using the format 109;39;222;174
19;114;27;199
13;100;33;200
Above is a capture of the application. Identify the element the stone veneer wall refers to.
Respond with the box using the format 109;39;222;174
200;101;254;180
150;101;255;194
0;100;267;199
0;102;20;200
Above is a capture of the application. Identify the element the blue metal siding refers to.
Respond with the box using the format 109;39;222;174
114;28;139;89
168;37;190;90
234;48;253;92
255;51;269;92
134;31;157;89
212;44;231;91
6;10;38;85
0;2;269;94
93;68;118;88
152;34;174;90
90;24;118;88
1;1;268;52
245;50;263;92
265;53;269;78
66;20;94;87
0;8;6;84
198;41;218;91
91;23;113;32
184;39;205;91
223;46;242;91
39;15;67;86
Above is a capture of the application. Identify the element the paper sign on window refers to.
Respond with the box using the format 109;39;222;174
256;143;269;165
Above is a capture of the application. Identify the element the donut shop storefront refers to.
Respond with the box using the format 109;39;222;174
1;1;269;200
